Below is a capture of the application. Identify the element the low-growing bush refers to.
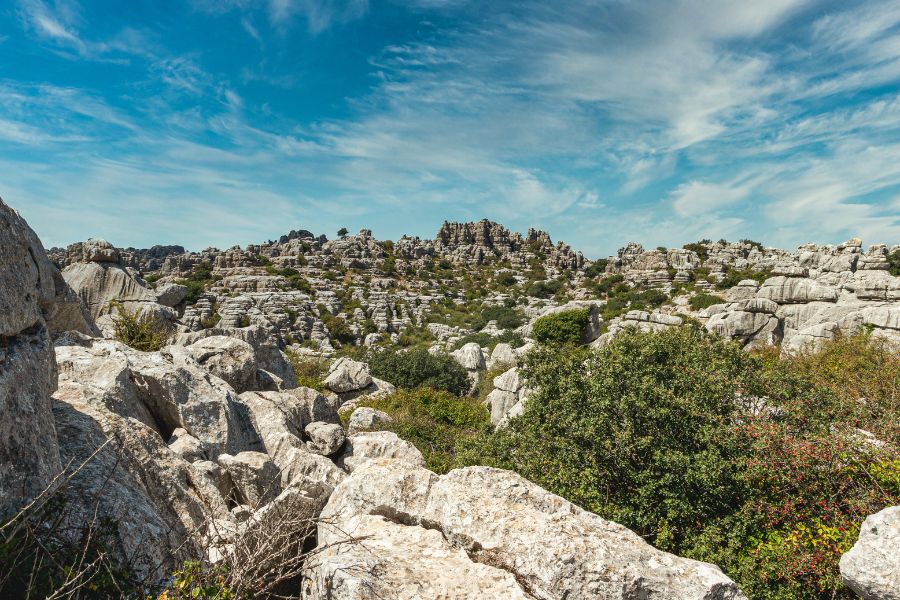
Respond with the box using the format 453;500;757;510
690;292;725;311
525;279;563;299
286;351;329;391
716;266;772;290
531;308;590;345
367;347;471;396
111;302;170;352
358;388;490;472
480;305;524;330
453;330;524;351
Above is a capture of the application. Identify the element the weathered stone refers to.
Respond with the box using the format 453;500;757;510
155;283;188;307
219;451;281;508
451;342;486;371
318;460;746;600
324;357;372;393
840;506;900;600
305;421;346;456
187;336;259;393
0;198;62;517
347;406;393;435
336;432;424;473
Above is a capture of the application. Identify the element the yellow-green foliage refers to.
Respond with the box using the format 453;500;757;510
158;561;233;600
111;302;170;352
358;388;490;473
286;351;329;392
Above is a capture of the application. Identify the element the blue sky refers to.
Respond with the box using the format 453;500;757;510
1;0;900;258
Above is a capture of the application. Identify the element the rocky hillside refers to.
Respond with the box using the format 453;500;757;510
2;199;897;599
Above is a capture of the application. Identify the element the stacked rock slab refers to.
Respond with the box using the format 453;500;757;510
306;459;746;599
0;197;62;518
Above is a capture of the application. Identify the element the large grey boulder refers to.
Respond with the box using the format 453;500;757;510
0;198;62;517
62;260;176;337
757;276;839;304
306;513;530;599
336;432;424;473
323;357;372;393
155;283;188;307
840;506;900;600
451;342;486;371
304;421;345;456
173;325;298;390
312;459;746;599
187;335;259;393
52;375;226;583
346;406;392;434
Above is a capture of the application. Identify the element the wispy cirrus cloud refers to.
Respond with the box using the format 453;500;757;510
3;0;900;256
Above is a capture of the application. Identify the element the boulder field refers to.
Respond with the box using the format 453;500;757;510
2;197;896;598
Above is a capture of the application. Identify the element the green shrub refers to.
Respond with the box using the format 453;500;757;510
452;330;524;351
480;305;524;330
286;351;329;391
683;240;711;261
590;273;624;296
888;249;900;276
716;266;772;290
111;302;170;351
531;308;590;345
690;292;725;311
178;261;217;304
159;561;233;600
367;347;471;396
359;388;490;473
584;259;608;278
458;329;899;598
526;279;563;298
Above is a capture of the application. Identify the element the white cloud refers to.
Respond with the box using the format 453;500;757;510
670;181;752;217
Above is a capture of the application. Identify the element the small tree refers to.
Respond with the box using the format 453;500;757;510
337;227;349;237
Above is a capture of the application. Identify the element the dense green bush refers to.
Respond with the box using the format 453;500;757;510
286;351;329;391
531;308;590;345
453;330;524;351
177;260;218;305
367;347;471;396
359;388;490;472
584;259;608;278
690;292;725;311
480;305;524;330
458;328;899;598
683;240;711;261
525;279;563;298
716;266;772;289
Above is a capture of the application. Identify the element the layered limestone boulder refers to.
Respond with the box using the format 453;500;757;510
0;198;62;517
61;240;176;336
840;506;900;600
307;459;747;600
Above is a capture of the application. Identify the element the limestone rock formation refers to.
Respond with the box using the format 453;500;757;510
308;459;747;600
0;197;61;517
840;506;900;600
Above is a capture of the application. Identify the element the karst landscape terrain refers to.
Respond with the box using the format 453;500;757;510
1;197;898;599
